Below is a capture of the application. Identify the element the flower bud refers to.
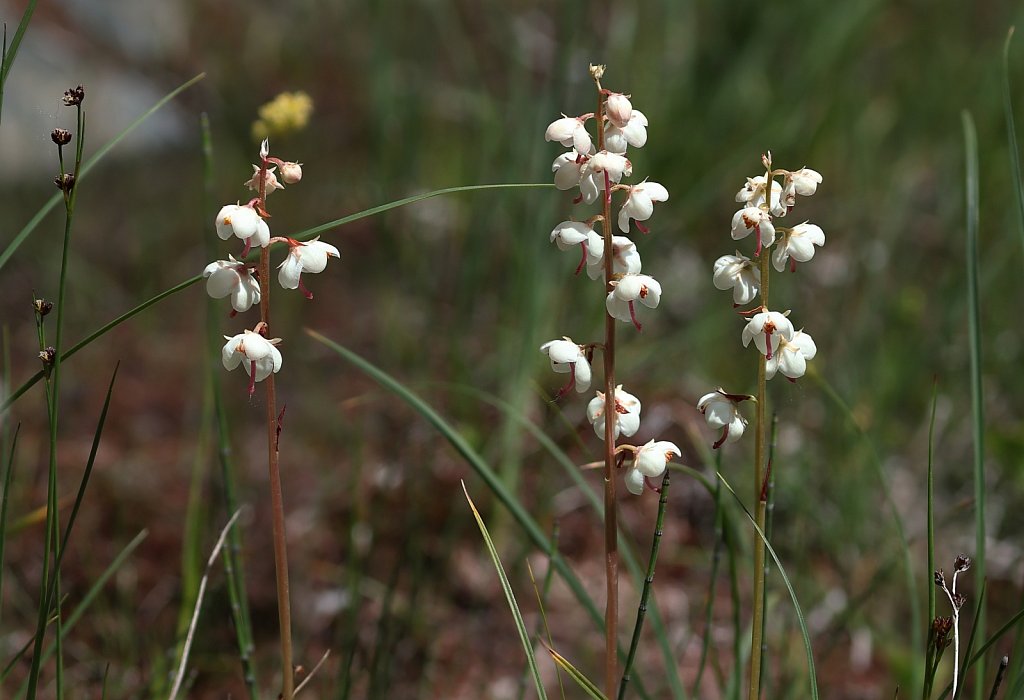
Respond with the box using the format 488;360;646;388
279;161;302;184
605;93;633;129
39;346;56;367
33;298;54;317
54;173;75;193
62;85;85;106
51;128;72;146
954;554;972;572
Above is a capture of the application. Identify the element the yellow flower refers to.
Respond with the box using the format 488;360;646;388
251;91;314;140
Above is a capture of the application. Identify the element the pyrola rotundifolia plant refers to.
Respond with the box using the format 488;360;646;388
539;64;679;698
205;139;337;700
699;152;824;700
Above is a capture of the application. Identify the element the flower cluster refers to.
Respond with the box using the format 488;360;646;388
539;66;679;496
206;140;339;394
699;153;824;446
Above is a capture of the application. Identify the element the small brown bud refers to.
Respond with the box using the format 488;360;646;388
33;298;54;317
62;85;85;106
952;592;967;611
54;173;75;193
932;615;953;650
934;569;945;587
39;346;56;366
51;128;72;146
954;554;972;572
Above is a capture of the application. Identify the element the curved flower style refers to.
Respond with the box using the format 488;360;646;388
552;150;600;205
278;237;340;299
697;390;748;449
731;206;776;255
586;385;641;441
539;337;591;395
222;328;283;395
765;329;817;380
781;167;822;207
618;181;669;234
607;273;661;331
203;256;261;313
605;110;648;154
741;310;795;360
545;115;593;155
772;222;825;272
586;234;641;280
712;253;760;305
215;204;270;249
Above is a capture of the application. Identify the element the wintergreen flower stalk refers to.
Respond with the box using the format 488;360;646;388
540;64;677;698
702;153;824;700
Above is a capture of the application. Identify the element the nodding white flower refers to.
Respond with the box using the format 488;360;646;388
605;93;633;128
766;330;817;380
772;222;825;272
634;439;682;478
731;206;776;255
624;467;647;496
735;175;785;216
222;328;283;394
278;237;340;298
584;150;632;184
203;256;261;312
605;110;648;154
279;161;303;184
550;220;596;250
539;337;592;394
780;167;822;207
607;273;661;331
618;180;669;234
244;165;284;196
545;115;593;156
586;233;641;280
741;309;795;360
697;389;749;448
713;253;760;305
587;385;641;440
215;204;270;248
552;151;600;205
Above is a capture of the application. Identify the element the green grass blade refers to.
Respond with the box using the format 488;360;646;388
1003;28;1024;263
717;473;819;700
0;0;38;123
0;73;205;273
463;482;547;700
962;109;986;700
925;379;940;699
546;645;608;700
0;422;19;627
692;452;724;696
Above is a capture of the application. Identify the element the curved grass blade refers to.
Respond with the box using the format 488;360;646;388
545;644;607;700
716;472;819;700
463;482;547;700
0;73;206;272
0;0;38;123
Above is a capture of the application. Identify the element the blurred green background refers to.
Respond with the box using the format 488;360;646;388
3;0;1024;697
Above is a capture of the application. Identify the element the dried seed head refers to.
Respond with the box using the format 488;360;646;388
39;346;56;366
952;592;967;611
54;173;75;193
934;569;946;587
63;85;85;106
589;64;605;81
932;616;953;650
954;554;972;572
33;298;53;317
51;128;72;146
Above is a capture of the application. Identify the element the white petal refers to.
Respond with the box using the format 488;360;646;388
278;253;303;289
624;468;646;496
574;357;592;392
221;335;244;370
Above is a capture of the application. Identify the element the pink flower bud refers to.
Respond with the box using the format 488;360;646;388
279;161;303;184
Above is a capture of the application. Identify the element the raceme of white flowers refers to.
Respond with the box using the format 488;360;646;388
539;69;679;496
699;155;824;447
205;140;339;394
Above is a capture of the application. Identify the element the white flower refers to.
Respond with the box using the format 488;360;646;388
586;233;641;280
539;337;591;394
584;150;632;184
203;256;261;312
552;151;600;205
279;162;303;184
618;181;669;234
278;237;340;298
765;330;817;380
550;220;596;250
735;175;785;216
606;274;662;330
605;110;648;154
545;115;593;155
624;467;647;496
697;390;748;448
712;253;760;305
634;439;681;478
586;385;641;440
215;204;270;248
741;310;795;360
605;93;633;128
780;167;822;207
772;222;825;272
731;206;776;253
244;165;284;196
222;328;282;393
